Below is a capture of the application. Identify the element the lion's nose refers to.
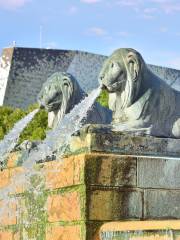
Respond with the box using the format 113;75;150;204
99;75;104;81
39;104;45;109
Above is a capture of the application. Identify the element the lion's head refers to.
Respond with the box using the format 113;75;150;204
99;48;145;108
38;72;85;128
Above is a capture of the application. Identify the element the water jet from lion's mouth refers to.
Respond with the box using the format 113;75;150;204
0;109;39;167
101;79;127;93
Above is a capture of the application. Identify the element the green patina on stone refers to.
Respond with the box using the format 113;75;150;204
21;173;48;240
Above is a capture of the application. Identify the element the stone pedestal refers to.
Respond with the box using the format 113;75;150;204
98;221;180;240
0;125;180;239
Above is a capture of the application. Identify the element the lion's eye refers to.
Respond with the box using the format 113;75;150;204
55;92;61;98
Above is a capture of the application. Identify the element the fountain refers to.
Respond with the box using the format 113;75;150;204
0;47;180;240
0;84;102;239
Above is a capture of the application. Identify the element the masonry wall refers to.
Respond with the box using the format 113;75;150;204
0;152;87;240
1;148;180;240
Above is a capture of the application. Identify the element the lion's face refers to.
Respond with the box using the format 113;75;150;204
38;77;63;112
38;72;73;112
99;57;127;93
99;48;143;108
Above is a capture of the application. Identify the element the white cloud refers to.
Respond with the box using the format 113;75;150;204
144;7;158;13
117;31;131;37
161;3;180;14
116;0;142;7
149;0;180;14
159;26;168;32
142;14;155;19
67;6;78;15
150;0;169;3
87;27;107;36
116;0;143;14
80;0;101;3
116;0;180;15
141;8;157;19
116;0;157;19
0;0;29;10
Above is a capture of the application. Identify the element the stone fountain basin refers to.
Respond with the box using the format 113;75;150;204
97;220;180;240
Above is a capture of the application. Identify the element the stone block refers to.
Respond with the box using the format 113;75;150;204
47;190;84;222
7;152;21;168
0;231;13;240
46;225;82;240
20;223;46;240
138;157;180;189
88;187;143;220
0;199;17;226
13;232;20;240
0;169;9;189
85;154;136;187
69;134;91;153
69;125;180;157
86;221;104;240
144;190;180;219
74;155;86;186
174;231;180;240
45;155;85;189
9;167;25;194
45;157;74;189
98;220;180;232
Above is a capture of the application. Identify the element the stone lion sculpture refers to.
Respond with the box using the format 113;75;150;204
99;48;180;138
38;72;112;128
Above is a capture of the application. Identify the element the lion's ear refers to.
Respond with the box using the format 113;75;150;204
127;52;140;82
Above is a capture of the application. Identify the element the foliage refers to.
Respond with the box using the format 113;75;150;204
23;173;47;240
96;89;109;108
19;105;48;143
0;104;48;143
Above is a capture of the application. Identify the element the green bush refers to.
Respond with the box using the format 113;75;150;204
0;106;26;140
0;90;109;143
96;89;109;108
0;104;48;143
19;107;48;143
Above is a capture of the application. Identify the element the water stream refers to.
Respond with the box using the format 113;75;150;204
0;109;39;167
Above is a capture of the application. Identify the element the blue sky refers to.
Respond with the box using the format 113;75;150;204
0;0;180;69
